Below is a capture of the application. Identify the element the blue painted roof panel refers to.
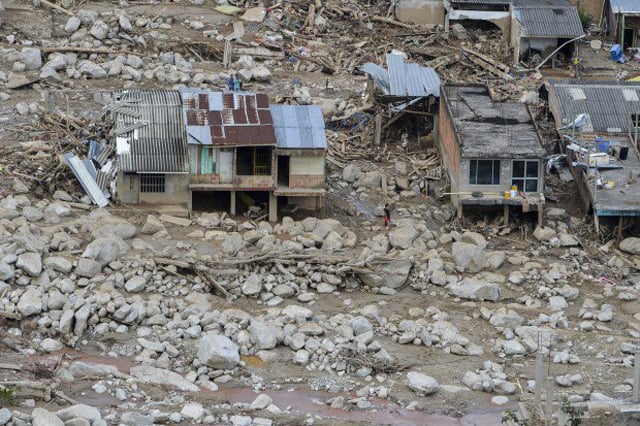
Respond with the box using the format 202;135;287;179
270;105;327;150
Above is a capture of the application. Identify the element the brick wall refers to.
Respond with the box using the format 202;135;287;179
568;0;604;22
437;94;461;192
290;175;324;188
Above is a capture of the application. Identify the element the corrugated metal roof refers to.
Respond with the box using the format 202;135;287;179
361;54;440;98
270;105;327;150
610;0;640;13
108;90;188;173
178;87;276;147
63;153;109;207
547;79;640;133
513;4;584;38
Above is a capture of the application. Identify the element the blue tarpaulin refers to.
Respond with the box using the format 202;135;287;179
610;44;625;63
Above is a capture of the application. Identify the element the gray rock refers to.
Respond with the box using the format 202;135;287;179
124;276;147;293
77;60;107;79
44;256;73;273
119;15;132;31
45;201;72;217
533;227;555;242
501;339;526;355
559;233;579;247
252;66;272;82
342;164;361;183
242;273;262;296
489;308;524;328
620;237;640;255
350;316;373;335
32;408;64;426
69;361;122;378
448;278;500;302
197;333;240;369
82;236;129;266
358;259;412;289
548;295;568;311
129;365;199;392
0;408;11;426
77;8;98;26
0;262;14;281
90;20;109;40
222;233;246;255
18;288;41;317
40;337;64;353
461;231;487;249
181;402;204;420
75;258;101;277
13;177;29;193
53;190;73;201
23;206;43;222
20;47;42;70
406;372;439;396
65;16;82;33
355;171;383;189
249;321;278;350
57;404;101;423
121;412;153;425
452;242;485;273
250;394;272;410
16;252;42;276
546;207;567;220
388;225;418;250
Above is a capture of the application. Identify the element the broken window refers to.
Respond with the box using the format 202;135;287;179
469;160;500;185
512;160;539;193
140;174;165;193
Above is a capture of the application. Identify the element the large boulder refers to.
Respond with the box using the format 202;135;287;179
82;236;129;266
620;237;640;255
461;231;487;249
17;288;41;317
56;404;102;423
222;233;246;255
129;365;199;392
342;164;361;183
448;277;501;301
197;333;240;369
406;372;439;396
76;60;107;79
31;408;63;426
388;225;418;250
20;47;42;70
354;171;383;189
533;226;556;242
16;252;42;276
358;259;413;289
451;242;485;273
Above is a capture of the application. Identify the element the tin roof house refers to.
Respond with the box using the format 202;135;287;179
108;89;191;211
544;79;640;234
103;88;327;221
605;0;640;49
511;0;584;66
437;84;546;223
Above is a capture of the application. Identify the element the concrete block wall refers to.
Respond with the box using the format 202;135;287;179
568;0;604;22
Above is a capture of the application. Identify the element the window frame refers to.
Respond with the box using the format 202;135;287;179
140;174;165;193
511;159;540;193
469;159;501;186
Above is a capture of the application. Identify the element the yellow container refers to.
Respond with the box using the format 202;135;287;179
504;190;510;199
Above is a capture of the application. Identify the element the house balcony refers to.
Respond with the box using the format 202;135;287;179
189;173;275;191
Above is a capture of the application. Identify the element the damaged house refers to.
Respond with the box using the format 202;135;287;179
361;53;440;156
109;90;191;210
605;0;640;48
437;84;546;223
101;88;327;221
511;0;585;66
544;79;640;234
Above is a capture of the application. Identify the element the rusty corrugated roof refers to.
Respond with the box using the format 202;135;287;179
179;88;276;146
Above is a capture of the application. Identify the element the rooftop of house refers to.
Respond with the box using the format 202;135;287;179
361;54;440;98
443;85;545;159
270;105;327;150
178;87;276;147
610;0;640;13
546;79;640;134
107;89;189;174
512;0;584;38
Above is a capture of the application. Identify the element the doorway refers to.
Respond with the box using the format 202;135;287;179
277;155;290;187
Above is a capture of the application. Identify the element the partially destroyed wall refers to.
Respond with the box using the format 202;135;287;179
437;94;461;193
396;0;445;26
568;0;604;22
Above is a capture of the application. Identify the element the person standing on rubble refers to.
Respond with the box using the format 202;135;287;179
383;203;391;229
226;74;234;91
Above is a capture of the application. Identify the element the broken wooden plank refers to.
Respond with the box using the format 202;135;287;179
461;47;510;73
463;53;514;81
371;16;413;29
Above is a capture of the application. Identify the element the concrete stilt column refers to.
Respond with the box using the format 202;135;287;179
230;191;236;216
268;192;277;222
546;377;554;426
535;345;543;406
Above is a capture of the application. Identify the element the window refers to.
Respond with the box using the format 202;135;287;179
469;160;500;185
140;174;165;193
200;147;216;174
512;160;539;193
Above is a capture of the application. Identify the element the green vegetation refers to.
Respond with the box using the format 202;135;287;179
578;8;594;30
0;387;14;407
